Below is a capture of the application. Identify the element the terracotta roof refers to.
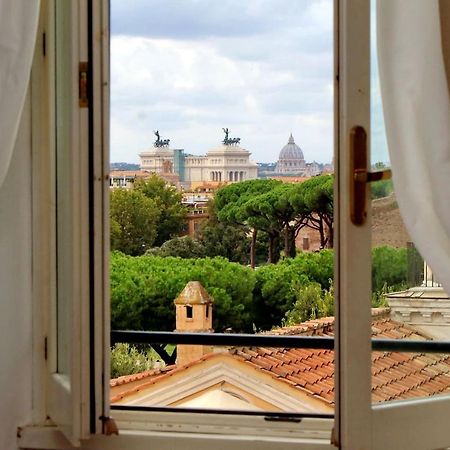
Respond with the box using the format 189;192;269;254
110;354;218;403
110;170;151;178
111;309;450;407
110;365;176;388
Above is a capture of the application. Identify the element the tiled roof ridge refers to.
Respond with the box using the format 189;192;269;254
110;352;223;403
269;308;391;336
110;365;176;387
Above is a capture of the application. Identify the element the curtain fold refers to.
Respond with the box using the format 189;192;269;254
0;0;40;188
377;0;450;294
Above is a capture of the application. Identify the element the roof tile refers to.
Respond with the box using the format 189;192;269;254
111;312;450;408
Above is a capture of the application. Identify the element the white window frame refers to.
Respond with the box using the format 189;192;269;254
27;0;109;445
20;0;450;449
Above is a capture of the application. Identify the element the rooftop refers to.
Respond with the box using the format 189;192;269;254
111;309;450;408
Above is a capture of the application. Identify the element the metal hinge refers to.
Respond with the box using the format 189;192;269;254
44;337;48;361
42;32;46;57
79;62;89;108
350;126;392;225
99;416;119;436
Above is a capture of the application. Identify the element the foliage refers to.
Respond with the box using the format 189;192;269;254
370;162;394;199
110;343;158;378
134;175;187;246
110;188;160;256
371;179;394;199
252;250;334;330
147;236;206;259
283;281;334;326
372;246;408;293
371;282;390;308
215;179;283;264
289;175;334;248
111;252;256;333
196;203;251;264
214;176;334;264
111;246;409;333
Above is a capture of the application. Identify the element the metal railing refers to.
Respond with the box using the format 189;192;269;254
111;330;450;353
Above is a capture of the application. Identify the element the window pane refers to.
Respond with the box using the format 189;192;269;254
370;0;450;405
110;0;335;414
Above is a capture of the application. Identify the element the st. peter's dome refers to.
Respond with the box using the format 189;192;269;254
276;134;306;174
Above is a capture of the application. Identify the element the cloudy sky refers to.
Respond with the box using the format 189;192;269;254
110;0;388;165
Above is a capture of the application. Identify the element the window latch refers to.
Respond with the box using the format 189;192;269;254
350;126;392;225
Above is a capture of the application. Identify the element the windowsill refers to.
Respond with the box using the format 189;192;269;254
18;412;334;449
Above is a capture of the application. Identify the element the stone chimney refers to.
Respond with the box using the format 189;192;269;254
174;281;214;366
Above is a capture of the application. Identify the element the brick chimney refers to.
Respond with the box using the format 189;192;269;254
174;281;214;366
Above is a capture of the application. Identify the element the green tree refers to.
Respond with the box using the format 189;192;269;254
252;250;334;330
135;175;187;246
283;282;334;326
147;236;206;259
372;246;408;293
196;202;251;264
290;175;334;248
215;179;283;265
110;253;256;333
110;188;160;256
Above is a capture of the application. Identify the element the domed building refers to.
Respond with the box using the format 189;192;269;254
275;134;306;174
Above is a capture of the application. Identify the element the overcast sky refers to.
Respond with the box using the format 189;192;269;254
110;0;388;165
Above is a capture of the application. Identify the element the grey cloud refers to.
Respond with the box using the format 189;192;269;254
111;0;323;40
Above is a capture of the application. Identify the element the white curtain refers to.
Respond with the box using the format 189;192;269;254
377;0;450;294
0;0;40;188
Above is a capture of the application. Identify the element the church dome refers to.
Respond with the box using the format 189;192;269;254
276;134;306;174
279;134;304;160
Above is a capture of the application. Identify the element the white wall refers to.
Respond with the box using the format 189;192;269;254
0;94;33;450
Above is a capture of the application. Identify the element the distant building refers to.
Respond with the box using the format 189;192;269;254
139;139;258;188
109;170;151;189
257;162;277;178
274;134;325;178
109;169;180;189
276;133;306;174
181;192;210;237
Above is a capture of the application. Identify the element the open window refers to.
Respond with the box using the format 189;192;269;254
17;0;450;449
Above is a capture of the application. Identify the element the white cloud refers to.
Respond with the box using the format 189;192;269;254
110;0;334;164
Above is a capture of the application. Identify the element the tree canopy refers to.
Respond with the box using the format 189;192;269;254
134;175;187;246
110;188;160;256
213;175;334;264
111;246;409;332
111;252;256;333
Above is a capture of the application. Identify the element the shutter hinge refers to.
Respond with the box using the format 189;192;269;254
99;416;119;436
42;32;46;57
79;62;89;108
44;337;48;361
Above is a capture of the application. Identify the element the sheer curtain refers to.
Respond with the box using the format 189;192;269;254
0;0;40;188
377;0;450;294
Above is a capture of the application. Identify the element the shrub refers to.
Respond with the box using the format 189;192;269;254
110;343;158;378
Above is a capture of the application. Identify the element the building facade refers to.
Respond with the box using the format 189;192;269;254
139;142;258;186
